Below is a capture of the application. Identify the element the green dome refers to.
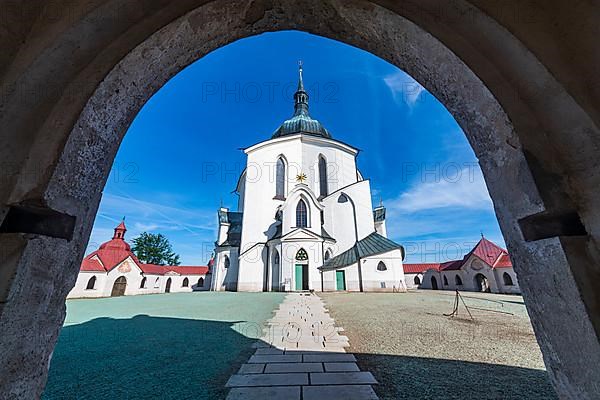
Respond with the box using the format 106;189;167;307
271;64;332;139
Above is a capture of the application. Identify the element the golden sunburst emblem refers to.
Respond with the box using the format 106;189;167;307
296;173;308;183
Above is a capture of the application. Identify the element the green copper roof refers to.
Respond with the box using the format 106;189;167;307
319;232;405;271
272;64;332;139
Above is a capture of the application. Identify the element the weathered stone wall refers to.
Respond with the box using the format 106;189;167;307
0;0;599;398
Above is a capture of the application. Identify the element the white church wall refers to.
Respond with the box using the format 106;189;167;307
282;188;323;236
67;272;109;298
421;270;442;290
405;273;424;289
493;268;521;294
460;256;499;293
321;179;375;254
237;244;267;292
213;248;239;291
300;137;358;196
361;249;406;292
279;240;323;291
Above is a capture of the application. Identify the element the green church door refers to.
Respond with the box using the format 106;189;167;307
336;270;346;291
295;264;309;291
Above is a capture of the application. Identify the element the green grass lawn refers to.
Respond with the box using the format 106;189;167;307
43;292;285;400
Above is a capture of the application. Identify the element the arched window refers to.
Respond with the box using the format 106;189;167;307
414;276;421;285
224;255;230;269
182;278;189;287
154;277;160;288
443;275;449;286
86;276;96;290
273;249;280;265
295;248;309;261
324;250;332;261
319;155;328;197
455;275;463;285
503;272;514;286
296;200;308;228
275;157;286;199
198;277;204;287
377;261;387;271
140;277;147;289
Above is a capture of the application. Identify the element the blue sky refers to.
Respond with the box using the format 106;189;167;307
89;31;504;265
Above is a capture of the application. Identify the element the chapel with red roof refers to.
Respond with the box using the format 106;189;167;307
402;236;519;294
68;220;210;298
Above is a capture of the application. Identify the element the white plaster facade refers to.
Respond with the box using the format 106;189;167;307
67;221;209;299
414;238;520;294
212;66;405;292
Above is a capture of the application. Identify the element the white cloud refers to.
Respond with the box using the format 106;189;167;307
383;71;425;108
387;167;493;213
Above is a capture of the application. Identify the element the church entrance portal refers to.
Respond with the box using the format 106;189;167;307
111;277;127;297
295;264;309;291
336;270;346;291
475;274;491;293
165;278;172;293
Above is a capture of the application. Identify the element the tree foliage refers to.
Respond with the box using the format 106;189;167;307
131;232;181;266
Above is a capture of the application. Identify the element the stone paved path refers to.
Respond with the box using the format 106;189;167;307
226;293;379;399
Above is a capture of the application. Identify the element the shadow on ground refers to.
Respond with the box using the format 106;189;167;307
43;316;256;399
44;315;557;399
356;353;557;400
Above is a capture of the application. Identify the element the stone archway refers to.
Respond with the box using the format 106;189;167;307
0;1;599;398
474;274;491;293
111;276;127;297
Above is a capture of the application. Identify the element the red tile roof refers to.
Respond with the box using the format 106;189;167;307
403;238;512;273
493;253;512;268
440;259;464;271
471;237;506;266
403;263;441;273
80;221;208;276
138;264;207;275
80;256;105;272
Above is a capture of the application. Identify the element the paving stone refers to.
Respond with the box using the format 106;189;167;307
238;364;265;374
254;348;284;355
248;354;302;363
226;386;301;400
310;372;378;385
303;385;379;400
264;362;324;373
303;353;357;363
324;362;361;372
226;373;308;387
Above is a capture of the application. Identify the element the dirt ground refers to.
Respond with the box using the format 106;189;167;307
320;290;557;400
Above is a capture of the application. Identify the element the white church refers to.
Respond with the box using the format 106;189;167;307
211;65;406;292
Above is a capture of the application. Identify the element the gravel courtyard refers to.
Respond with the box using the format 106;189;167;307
320;290;557;400
43;292;285;400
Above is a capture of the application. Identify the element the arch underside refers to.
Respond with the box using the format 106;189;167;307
0;1;599;398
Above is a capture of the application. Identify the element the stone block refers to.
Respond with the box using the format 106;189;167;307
238;364;265;374
226;386;301;400
324;362;360;372
303;354;357;363
310;372;378;385
264;362;324;373
226;373;309;387
303;385;378;400
248;354;303;363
